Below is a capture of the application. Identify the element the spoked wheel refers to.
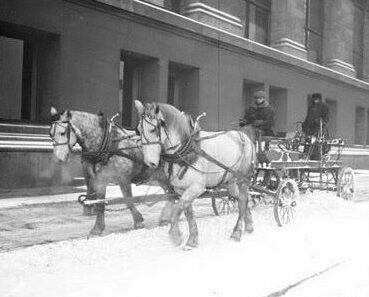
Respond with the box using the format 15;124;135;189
273;179;299;227
337;167;355;201
211;196;238;216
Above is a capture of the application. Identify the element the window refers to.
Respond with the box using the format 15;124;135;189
167;62;199;114
355;106;365;145
269;86;288;136
353;0;365;79
366;109;369;145
305;0;324;64
244;0;271;45
242;79;264;111
325;99;337;138
164;0;181;13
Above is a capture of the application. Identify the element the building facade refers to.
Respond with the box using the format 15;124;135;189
1;0;369;189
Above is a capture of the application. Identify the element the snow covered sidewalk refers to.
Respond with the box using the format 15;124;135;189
1;192;369;297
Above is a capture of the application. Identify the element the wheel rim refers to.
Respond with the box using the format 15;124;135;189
274;180;299;226
339;169;355;201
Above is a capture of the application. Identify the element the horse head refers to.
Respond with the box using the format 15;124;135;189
50;107;106;162
134;100;191;168
49;107;80;162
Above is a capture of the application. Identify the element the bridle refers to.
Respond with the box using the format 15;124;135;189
139;113;168;150
49;120;76;150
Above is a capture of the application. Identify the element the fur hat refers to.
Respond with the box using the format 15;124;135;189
254;90;266;98
312;93;322;100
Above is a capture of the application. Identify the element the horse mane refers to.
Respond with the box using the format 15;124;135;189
154;103;192;140
69;110;104;131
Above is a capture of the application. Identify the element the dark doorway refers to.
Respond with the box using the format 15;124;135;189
119;51;159;127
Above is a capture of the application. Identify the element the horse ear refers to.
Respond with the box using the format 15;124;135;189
134;100;144;116
50;106;58;116
155;105;160;114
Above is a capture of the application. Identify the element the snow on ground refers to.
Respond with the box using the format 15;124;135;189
1;190;369;297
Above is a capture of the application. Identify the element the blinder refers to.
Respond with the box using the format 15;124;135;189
49;120;75;150
139;113;165;148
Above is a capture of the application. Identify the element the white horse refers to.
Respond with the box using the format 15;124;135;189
135;100;256;249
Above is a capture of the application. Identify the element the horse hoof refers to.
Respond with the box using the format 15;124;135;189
245;225;254;234
169;233;183;246
231;230;242;242
182;244;196;251
88;228;103;238
183;239;198;250
134;222;145;229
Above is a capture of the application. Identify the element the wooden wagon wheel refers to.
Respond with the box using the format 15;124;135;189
211;194;238;216
273;179;299;227
336;167;355;202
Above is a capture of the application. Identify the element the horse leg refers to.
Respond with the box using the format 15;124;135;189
231;181;252;241
89;180;107;237
179;184;204;249
168;202;183;246
159;200;174;226
120;183;144;229
243;184;254;234
158;182;176;226
82;164;95;216
183;203;198;250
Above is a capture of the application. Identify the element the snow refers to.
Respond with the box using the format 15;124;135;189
1;191;369;297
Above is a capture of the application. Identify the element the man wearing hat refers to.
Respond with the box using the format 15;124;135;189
240;90;275;137
302;93;330;137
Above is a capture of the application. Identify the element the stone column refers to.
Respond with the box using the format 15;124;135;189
181;0;244;36
270;0;307;59
323;0;356;77
362;8;369;82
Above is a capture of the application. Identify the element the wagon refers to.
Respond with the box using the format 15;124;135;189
78;119;354;230
211;121;355;227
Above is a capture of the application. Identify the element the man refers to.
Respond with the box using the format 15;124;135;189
240;90;275;137
302;93;330;160
302;93;330;137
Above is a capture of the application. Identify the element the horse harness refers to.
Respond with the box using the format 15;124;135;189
50;116;144;169
140;112;248;186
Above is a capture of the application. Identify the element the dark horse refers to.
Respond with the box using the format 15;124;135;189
49;107;172;236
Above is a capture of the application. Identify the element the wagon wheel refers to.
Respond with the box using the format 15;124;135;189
273;179;299;227
337;167;355;202
211;195;238;216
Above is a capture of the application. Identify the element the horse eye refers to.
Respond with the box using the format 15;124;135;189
61;131;66;136
149;127;156;133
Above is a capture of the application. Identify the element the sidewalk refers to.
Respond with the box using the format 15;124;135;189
0;184;165;209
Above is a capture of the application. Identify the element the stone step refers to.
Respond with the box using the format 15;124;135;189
0;122;50;134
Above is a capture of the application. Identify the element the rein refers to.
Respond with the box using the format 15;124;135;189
140;112;247;183
50;115;144;166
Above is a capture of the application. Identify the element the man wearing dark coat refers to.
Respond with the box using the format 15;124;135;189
240;90;275;137
302;93;330;137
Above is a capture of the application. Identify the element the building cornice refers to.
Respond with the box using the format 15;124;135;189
183;2;243;28
65;0;369;92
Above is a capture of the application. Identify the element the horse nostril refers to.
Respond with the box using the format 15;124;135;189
148;161;157;168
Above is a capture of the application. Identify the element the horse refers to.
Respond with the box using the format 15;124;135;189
49;107;173;236
134;100;256;249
